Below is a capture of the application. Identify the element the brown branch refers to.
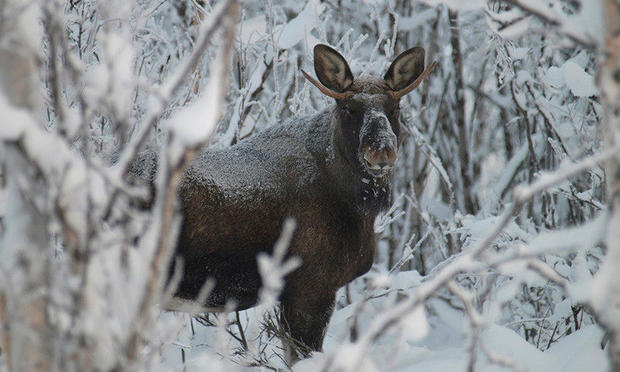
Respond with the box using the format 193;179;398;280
232;59;274;146
449;10;475;214
42;5;66;131
525;81;573;161
235;311;249;351
0;294;11;371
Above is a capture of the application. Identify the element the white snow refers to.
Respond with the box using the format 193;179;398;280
399;8;437;31
290;292;607;372
563;60;598;97
274;0;325;50
167;45;227;151
402;306;429;342
545;66;565;89
419;0;486;11
239;15;267;46
546;326;608;372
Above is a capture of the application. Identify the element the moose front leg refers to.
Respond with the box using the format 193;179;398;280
280;289;336;363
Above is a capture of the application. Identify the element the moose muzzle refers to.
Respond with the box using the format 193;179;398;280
360;111;398;177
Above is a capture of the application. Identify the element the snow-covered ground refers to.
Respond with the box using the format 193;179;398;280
154;270;607;371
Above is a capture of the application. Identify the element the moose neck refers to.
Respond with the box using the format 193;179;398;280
326;107;394;217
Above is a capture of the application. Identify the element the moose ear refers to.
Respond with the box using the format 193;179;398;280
385;47;437;99
384;47;425;91
313;44;354;93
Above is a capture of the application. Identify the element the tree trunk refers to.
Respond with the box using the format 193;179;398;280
0;2;52;371
449;9;475;214
596;0;620;370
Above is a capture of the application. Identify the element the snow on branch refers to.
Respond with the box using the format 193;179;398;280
498;0;603;49
115;0;239;179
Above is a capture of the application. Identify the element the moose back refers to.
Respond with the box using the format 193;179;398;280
167;44;435;358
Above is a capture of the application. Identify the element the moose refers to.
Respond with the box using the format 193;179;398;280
167;44;436;360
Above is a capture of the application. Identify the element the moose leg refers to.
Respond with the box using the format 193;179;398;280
280;290;336;363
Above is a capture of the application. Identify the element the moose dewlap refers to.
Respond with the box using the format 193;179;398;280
167;44;436;360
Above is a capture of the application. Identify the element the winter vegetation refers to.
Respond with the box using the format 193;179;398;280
0;0;618;371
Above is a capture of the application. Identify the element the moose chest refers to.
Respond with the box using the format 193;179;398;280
288;198;377;289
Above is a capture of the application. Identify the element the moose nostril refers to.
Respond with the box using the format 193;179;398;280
364;147;397;171
385;148;397;165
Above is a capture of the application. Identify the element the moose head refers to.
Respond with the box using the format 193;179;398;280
302;44;436;213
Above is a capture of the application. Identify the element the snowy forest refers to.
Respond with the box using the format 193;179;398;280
0;0;619;371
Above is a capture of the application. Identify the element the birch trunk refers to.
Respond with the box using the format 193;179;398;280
0;2;51;371
596;0;620;369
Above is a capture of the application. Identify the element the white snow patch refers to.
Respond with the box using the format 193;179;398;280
239;15;266;45
544;59;598;97
419;0;486;11
167;48;227;153
545;66;565;88
563;60;598;97
402;306;429;342
274;0;325;50
399;8;437;31
546;326;608;372
0;93;29;139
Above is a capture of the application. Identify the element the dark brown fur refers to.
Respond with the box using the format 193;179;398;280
168;44;431;357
